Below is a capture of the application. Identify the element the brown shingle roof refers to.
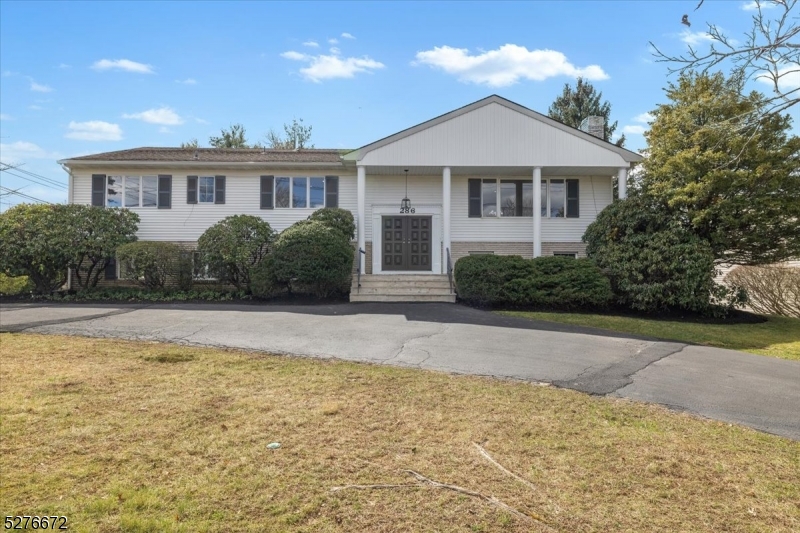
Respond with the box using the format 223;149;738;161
65;147;346;163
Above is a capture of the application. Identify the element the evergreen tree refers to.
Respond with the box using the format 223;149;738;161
548;77;624;146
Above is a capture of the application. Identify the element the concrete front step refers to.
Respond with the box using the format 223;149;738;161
350;274;456;303
349;293;456;303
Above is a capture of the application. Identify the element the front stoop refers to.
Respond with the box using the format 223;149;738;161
350;274;456;303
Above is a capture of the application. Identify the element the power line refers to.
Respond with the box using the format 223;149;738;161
1;169;68;191
0;161;67;190
0;186;51;204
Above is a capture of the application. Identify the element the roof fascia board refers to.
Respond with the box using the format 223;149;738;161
59;160;345;168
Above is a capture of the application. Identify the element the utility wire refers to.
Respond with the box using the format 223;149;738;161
0;185;51;204
1;164;67;188
1;169;68;191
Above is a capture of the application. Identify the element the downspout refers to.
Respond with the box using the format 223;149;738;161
59;162;74;289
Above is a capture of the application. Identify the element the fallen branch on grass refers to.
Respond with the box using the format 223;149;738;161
473;442;537;491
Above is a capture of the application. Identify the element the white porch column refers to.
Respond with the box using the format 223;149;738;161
617;167;628;199
533;167;542;258
442;166;451;273
357;165;366;273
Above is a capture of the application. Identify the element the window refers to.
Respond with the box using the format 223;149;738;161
107;175;160;208
274;176;328;209
482;179;497;217
500;180;533;217
199;177;215;203
292;177;307;208
549;179;565;218
541;181;547;217
310;177;324;208
553;252;577;258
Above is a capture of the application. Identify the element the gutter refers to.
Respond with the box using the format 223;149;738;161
57;160;348;168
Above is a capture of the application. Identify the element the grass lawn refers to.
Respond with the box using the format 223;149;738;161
499;311;800;361
1;334;798;532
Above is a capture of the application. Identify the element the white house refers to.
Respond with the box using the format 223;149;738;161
60;95;643;302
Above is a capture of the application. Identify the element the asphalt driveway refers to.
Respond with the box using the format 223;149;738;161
2;301;798;440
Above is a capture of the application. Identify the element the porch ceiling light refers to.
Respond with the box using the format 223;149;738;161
401;168;411;210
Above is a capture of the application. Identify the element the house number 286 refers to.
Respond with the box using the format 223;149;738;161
399;207;415;213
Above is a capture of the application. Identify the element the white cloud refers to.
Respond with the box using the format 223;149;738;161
0;113;12;120
281;51;385;82
91;59;154;74
194;117;209;124
30;80;53;93
679;30;715;46
28;105;44;111
633;112;654;123
328;38;338;44
58;63;71;69
65;121;123;141
330;47;341;55
158;126;172;133
742;1;776;11
414;44;609;87
341;32;355;39
622;125;646;135
0;141;61;163
176;78;197;85
757;65;800;91
122;106;184;126
302;40;319;48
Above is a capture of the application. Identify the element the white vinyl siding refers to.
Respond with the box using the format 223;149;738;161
72;169;356;242
360;102;630;168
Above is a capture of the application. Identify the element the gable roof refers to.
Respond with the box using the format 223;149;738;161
60;147;345;165
344;94;643;164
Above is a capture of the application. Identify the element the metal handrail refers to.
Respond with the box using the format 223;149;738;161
356;247;366;291
446;247;454;294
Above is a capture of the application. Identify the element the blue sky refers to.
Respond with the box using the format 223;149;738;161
0;0;796;207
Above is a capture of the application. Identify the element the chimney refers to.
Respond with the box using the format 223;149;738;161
579;116;605;140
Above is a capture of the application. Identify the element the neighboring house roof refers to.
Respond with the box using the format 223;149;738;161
60;147;345;165
344;94;643;165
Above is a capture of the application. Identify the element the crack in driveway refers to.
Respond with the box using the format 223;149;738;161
0;305;152;333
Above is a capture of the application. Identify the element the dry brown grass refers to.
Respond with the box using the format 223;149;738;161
0;333;798;532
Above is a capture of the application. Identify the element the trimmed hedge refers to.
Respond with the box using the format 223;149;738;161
272;220;353;298
116;241;192;290
308;208;356;240
454;254;613;310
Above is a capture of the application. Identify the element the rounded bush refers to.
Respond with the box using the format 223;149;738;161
272;220;353;298
308;208;355;240
196;215;274;291
454;254;531;306
584;196;722;313
116;241;192;290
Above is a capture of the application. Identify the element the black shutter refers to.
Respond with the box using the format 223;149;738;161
468;179;481;218
260;175;274;209
515;181;523;216
91;174;106;207
157;175;172;209
214;175;226;204
187;176;198;204
325;176;339;208
104;258;117;280
566;179;579;218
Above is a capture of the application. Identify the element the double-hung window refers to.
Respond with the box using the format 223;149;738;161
106;175;159;208
198;177;215;203
274;176;327;209
469;177;578;218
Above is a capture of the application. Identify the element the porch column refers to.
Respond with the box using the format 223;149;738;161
442;166;451;273
357;165;366;274
617;167;628;199
533;166;542;258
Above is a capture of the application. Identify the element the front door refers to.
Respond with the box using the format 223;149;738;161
382;216;432;271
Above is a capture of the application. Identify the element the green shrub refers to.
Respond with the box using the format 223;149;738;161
501;257;613;310
583;195;741;314
117;241;192;290
454;254;612;310
250;255;280;299
63;205;140;290
0;274;32;295
308;208;356;240
272;220;353;298
453;254;531;306
0;204;73;294
196;215;274;291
